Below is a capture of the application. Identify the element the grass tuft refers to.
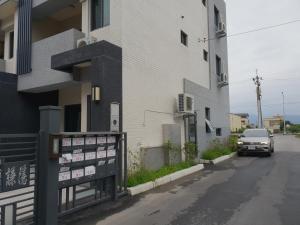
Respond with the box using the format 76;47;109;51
201;146;232;161
127;161;195;187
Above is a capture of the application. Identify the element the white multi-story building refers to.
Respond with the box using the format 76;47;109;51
0;0;230;168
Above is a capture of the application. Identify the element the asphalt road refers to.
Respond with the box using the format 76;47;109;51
61;135;300;225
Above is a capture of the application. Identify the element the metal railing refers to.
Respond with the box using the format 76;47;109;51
0;134;38;225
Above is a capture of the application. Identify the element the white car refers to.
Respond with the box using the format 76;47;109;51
237;129;275;157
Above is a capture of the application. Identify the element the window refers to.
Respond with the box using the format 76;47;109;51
216;55;221;76
205;107;210;120
91;0;110;31
205;107;213;134
214;6;220;30
216;128;222;136
202;0;207;6
203;50;208;62
9;31;14;59
181;30;188;46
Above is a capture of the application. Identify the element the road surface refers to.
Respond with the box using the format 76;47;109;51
61;135;300;225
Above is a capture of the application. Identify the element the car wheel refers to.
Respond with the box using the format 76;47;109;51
266;151;272;157
237;151;243;157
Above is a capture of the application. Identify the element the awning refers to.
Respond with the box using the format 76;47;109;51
205;119;215;132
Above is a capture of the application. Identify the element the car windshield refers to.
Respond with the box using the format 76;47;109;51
243;129;268;137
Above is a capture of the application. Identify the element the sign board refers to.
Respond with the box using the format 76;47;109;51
1;161;30;192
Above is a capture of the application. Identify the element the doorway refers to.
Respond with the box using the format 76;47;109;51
64;104;81;132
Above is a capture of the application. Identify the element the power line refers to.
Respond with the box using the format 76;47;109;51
230;75;300;85
201;19;300;42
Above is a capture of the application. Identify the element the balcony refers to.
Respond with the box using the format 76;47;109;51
18;29;85;92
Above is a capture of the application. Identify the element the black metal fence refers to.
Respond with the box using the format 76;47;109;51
55;132;127;216
0;134;38;225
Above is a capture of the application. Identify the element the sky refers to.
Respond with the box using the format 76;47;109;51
226;0;300;119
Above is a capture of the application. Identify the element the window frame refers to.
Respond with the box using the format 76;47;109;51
216;128;222;136
216;55;222;76
9;31;14;59
214;6;220;30
203;50;208;62
91;0;110;31
181;30;188;47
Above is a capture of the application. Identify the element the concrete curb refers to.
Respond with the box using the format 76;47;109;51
128;164;204;196
201;152;237;165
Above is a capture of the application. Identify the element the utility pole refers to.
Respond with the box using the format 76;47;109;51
253;70;263;128
282;92;287;135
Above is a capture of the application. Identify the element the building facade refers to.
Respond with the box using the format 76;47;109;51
263;115;283;133
230;113;250;133
0;0;230;167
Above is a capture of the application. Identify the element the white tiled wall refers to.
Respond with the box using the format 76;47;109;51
121;0;209;153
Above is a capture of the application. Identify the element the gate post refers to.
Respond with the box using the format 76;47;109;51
37;106;62;225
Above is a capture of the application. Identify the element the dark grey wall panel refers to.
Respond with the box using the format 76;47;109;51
0;72;58;133
17;0;32;75
51;41;122;132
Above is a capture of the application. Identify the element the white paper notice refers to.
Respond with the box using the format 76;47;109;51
97;146;105;151
59;154;72;164
72;169;84;179
73;137;84;146
97;150;106;159
72;153;84;162
107;145;115;150
107;150;116;157
62;138;72;147
59;171;71;182
108;159;115;164
107;136;116;144
85;166;96;176
97;136;106;144
85;152;96;160
86;137;96;145
98;160;106;166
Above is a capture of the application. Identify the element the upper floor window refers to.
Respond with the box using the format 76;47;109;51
203;50;208;62
181;30;188;46
216;55;221;76
216;128;222;136
214;6;220;30
91;0;110;31
9;31;14;59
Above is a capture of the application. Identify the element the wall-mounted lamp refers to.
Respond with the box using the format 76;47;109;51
49;135;61;160
92;85;101;103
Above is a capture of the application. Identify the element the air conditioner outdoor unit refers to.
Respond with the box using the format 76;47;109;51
77;36;97;48
178;94;195;114
216;21;226;37
218;73;229;87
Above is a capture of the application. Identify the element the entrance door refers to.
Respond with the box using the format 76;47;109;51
64;104;81;132
184;114;197;144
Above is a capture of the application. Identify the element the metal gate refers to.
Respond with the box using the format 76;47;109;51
55;132;127;217
0;134;38;225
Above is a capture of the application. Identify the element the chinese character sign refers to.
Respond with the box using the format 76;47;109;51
2;162;30;192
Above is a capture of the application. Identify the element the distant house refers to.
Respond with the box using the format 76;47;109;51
230;113;250;133
263;115;284;133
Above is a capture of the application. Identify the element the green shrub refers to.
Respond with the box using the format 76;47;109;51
202;140;233;160
184;142;197;162
288;124;300;134
127;161;194;187
228;135;239;152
